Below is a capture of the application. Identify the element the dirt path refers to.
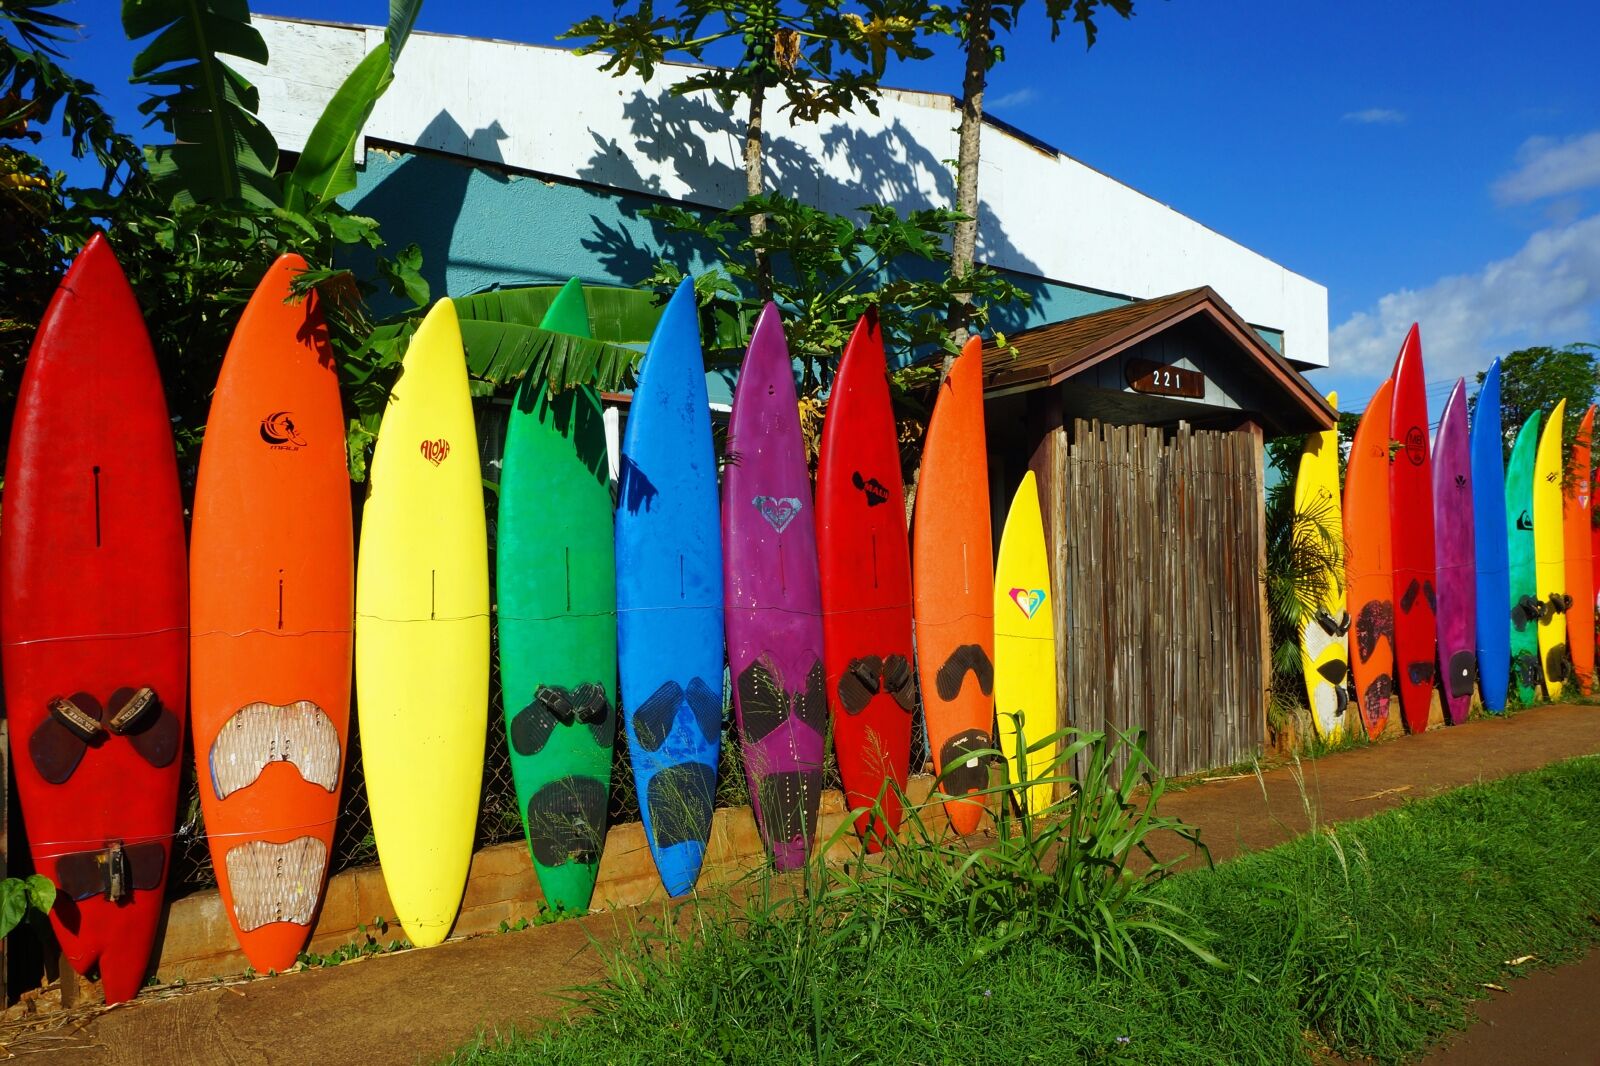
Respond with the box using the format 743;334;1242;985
1418;946;1600;1065
7;703;1598;1065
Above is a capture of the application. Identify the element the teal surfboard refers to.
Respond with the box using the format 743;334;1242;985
496;279;616;913
1506;410;1541;703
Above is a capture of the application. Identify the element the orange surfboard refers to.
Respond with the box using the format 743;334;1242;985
1344;379;1396;739
912;338;995;836
1565;405;1596;693
190;255;354;972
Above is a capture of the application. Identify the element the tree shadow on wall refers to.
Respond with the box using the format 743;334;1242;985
345;110;510;308
572;87;1045;288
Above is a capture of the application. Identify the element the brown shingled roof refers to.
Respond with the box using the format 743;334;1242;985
983;286;1334;432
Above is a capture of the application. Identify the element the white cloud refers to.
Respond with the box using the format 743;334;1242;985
1493;130;1600;204
1330;213;1600;382
1342;108;1406;125
989;87;1038;110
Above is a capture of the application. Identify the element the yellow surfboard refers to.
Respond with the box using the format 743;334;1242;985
355;299;489;947
1295;391;1350;739
1534;398;1568;699
993;472;1057;814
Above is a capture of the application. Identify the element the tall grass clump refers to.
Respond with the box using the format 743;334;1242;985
820;724;1216;972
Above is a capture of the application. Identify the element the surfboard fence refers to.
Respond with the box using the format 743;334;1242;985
1056;418;1266;778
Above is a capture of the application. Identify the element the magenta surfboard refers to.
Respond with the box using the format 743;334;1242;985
1432;379;1477;724
722;303;827;870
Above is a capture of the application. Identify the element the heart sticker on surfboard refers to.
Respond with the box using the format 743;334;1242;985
1009;587;1046;619
752;495;802;533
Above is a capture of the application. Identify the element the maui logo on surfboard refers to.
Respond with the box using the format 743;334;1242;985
419;438;451;466
259;411;305;451
1009;587;1046;619
850;471;890;507
752;495;802;533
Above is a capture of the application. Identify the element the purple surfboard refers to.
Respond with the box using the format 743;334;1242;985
723;303;827;870
1433;379;1478;724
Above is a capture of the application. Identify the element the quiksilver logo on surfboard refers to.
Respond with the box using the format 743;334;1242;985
259;411;305;451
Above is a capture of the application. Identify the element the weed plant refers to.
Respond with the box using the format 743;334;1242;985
451;755;1600;1065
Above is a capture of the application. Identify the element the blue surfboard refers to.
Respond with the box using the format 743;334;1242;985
1470;358;1510;712
615;278;724;897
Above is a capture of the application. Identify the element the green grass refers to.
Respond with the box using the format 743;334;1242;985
448;756;1600;1065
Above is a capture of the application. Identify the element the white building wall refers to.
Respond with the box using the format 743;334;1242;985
242;16;1330;367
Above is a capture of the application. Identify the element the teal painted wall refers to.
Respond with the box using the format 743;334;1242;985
344;146;1285;365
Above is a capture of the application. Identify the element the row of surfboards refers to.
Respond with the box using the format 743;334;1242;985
1296;323;1596;741
1;236;1053;1002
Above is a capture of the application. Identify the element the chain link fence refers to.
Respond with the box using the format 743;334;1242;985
169;400;929;897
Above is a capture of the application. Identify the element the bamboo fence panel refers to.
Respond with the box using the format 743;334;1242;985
1059;419;1264;777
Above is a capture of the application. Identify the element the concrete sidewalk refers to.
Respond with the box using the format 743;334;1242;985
7;703;1599;1065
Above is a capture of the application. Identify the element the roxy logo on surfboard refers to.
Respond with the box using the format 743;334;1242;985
1009;587;1046;619
259;411;305;450
419;438;451;466
752;495;802;533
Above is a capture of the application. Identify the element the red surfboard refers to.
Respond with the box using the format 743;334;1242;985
1389;325;1437;732
190;255;353;973
1;235;187;1004
817;311;914;846
1564;405;1596;693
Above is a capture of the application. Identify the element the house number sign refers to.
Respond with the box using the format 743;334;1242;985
1125;358;1205;399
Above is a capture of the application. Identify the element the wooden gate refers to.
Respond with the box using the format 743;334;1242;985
1049;419;1265;777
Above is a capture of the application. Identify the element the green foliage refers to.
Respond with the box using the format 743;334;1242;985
1474;343;1599;467
296;916;410;969
925;0;1135;61
1263;432;1344;713
452;756;1600;1064
644;193;1030;385
563;1;932;122
0;873;54;940
283;0;422;212
824;724;1216;972
123;0;280;207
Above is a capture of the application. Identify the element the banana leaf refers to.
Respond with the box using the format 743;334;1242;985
123;0;280;208
367;284;668;395
283;0;423;212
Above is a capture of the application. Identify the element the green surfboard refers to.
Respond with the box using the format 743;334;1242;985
1506;410;1541;704
496;278;616;913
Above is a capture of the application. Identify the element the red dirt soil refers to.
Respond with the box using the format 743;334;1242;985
6;703;1598;1065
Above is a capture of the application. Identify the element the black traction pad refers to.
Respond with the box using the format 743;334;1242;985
514;683;615;758
526;775;608;869
736;657;826;744
935;644;994;701
1355;601;1395;663
1316;659;1349;687
55;841;165;902
1546;645;1569;682
647;761;716;850
684;677;723;744
1447;651;1478;697
1405;661;1436;686
30;692;101;785
882;654;916;711
938;728;992;795
1361;674;1392;729
837;655;883;714
108;687;179;768
1399;578;1421;614
633;681;683;752
755;768;823;848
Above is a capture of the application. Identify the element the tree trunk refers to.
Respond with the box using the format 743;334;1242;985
947;0;993;368
744;79;771;299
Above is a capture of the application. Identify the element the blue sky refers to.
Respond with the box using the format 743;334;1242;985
29;1;1600;415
